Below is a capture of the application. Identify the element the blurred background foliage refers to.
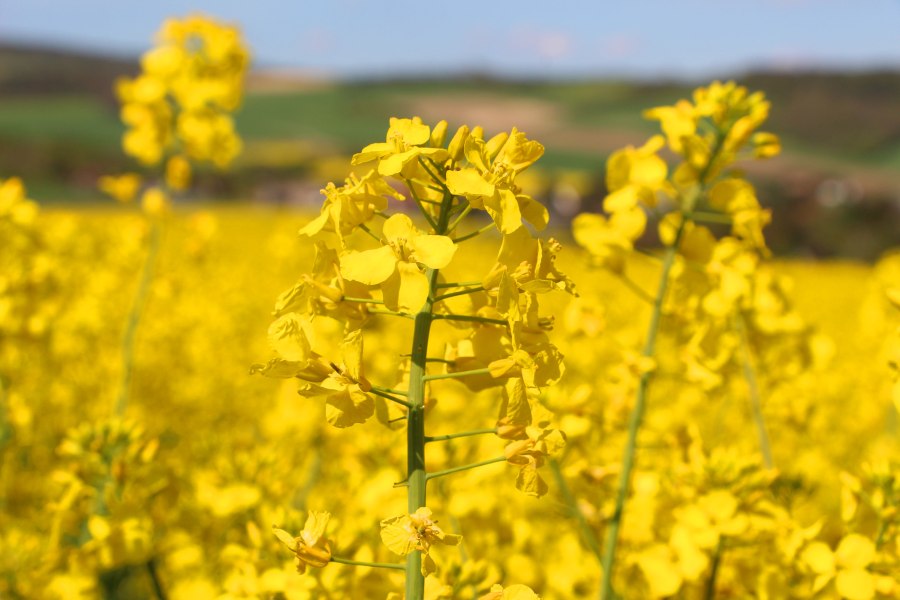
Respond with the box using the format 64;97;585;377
1;42;898;260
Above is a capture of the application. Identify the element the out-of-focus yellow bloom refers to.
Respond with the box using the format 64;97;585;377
273;511;333;573
98;173;143;203
140;187;171;216
165;155;192;191
479;583;541;599
604;135;670;211
802;534;877;600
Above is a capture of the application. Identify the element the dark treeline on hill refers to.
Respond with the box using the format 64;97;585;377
0;43;137;99
0;42;897;259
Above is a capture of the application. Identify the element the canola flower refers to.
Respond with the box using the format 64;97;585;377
1;17;899;596
256;116;566;599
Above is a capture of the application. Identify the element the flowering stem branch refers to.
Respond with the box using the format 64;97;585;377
423;368;492;382
735;314;774;469
147;559;168;600
331;556;406;570
600;213;688;600
452;223;495;244
549;458;603;564
425;456;506;481
432;314;507;326
435;280;483;289
433;286;485;302
704;538;725;600
446;203;472;234
358;223;382;243
425;428;497;443
615;274;654;305
115;220;162;416
404;182;456;600
405;178;439;231
600;131;725;600
367;308;414;319
369;387;413;409
342;297;383;304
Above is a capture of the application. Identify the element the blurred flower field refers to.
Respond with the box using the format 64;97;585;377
2;13;900;600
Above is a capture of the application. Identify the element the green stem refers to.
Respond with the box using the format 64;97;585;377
423;367;492;382
425;456;506;481
599;216;688;600
432;314;507;326
599;132;726;600
452;223;494;244
615;274;654;305
447;203;472;234
331;556;405;571
425;428;497;443
692;210;733;225
549;459;603;563
358;222;382;243
735;314;774;469
147;559;168;600
115;221;162;416
404;178;439;231
367;308;414;319
433;286;485;302
435;280;483;289
369;387;412;409
405;183;456;600
704;538;725;600
342;297;383;304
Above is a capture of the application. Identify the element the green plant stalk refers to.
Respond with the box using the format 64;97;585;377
735;314;774;469
704;538;725;600
549;458;603;563
600;132;726;600
331;556;405;570
114;221;162;416
599;216;688;600
425;456;506;481
405;185;455;600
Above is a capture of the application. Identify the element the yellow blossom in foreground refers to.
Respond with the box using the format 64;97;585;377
340;213;456;312
380;507;461;575
273;511;333;573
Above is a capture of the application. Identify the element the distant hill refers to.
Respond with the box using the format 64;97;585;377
0;42;137;98
0;42;896;258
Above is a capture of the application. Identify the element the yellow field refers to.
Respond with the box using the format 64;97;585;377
2;203;898;599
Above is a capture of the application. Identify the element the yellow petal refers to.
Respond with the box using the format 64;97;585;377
801;541;836;575
324;386;374;428
835;534;875;570
382;212;417;243
836;568;876;600
340;246;397;285
267;313;313;362
395;261;430;313
637;544;683;598
485;188;522;234
447;168;495;197
380;515;416;556
412;234;457;269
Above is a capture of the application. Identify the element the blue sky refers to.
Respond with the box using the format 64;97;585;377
1;0;898;79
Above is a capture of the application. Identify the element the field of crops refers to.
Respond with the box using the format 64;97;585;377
3;13;900;600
